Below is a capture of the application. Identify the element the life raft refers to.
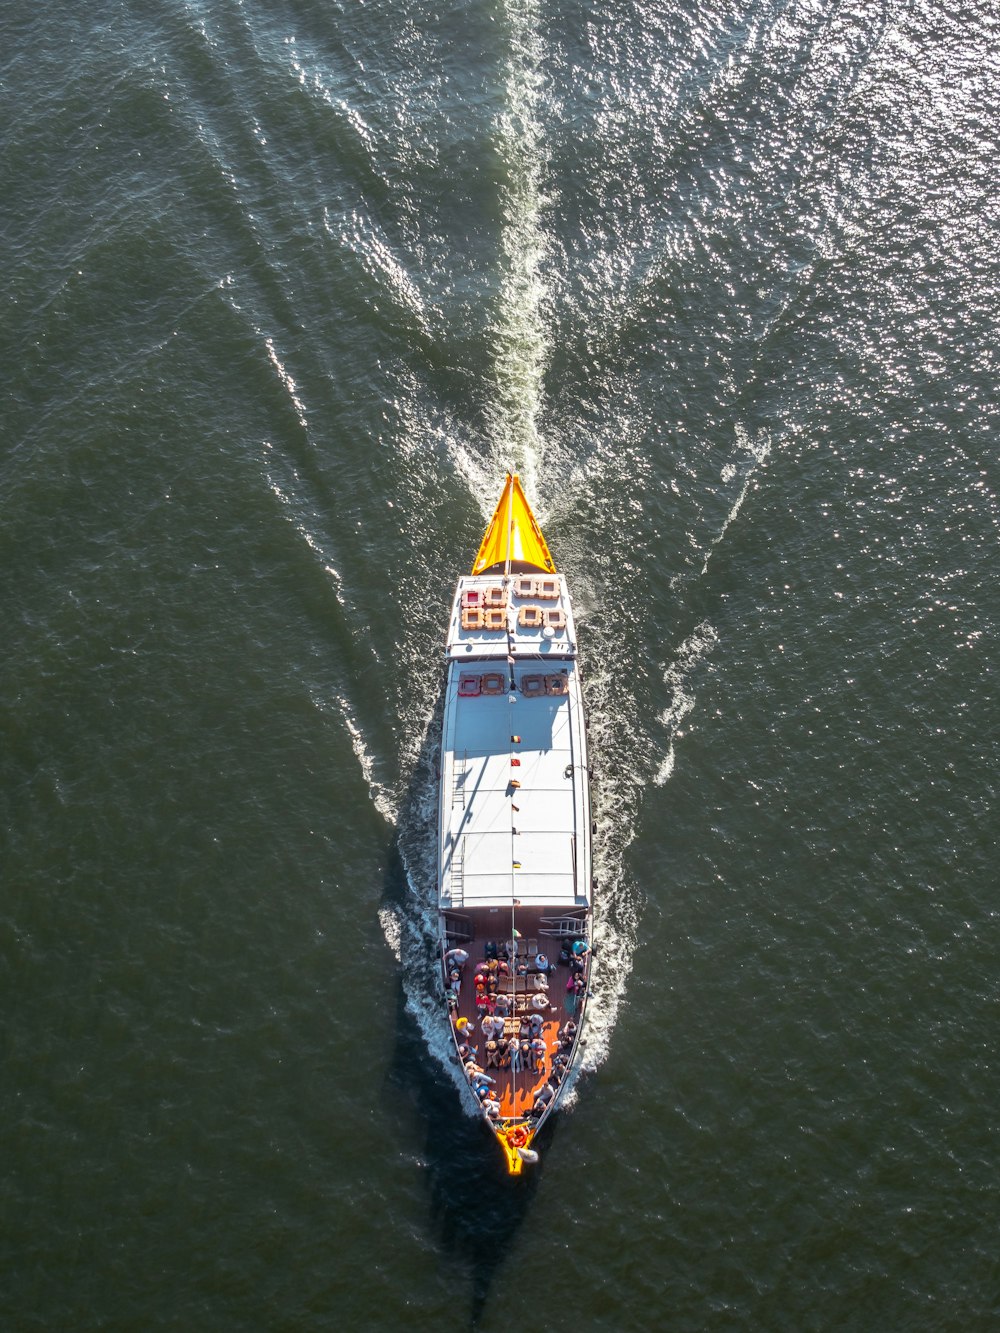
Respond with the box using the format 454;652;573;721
480;672;505;696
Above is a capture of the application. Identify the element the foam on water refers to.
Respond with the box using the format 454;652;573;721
654;621;720;787
337;0;777;1121
487;0;548;496
694;427;772;581
335;695;399;828
261;337;309;434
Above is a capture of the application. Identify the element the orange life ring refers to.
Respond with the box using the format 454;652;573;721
458;674;481;696
483;585;506;608
521;674;545;697
481;672;505;695
518;605;544;629
536;577;559;600
510;1126;528;1147
545;608;566;631
461;607;484;631
461;590;481;609
513;576;536;598
483;607;507;631
545;673;569;695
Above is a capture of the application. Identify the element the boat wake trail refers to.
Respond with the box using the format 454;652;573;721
488;0;548;499
690;426;772;582
426;0;574;518
374;1;644;1116
655;622;720;787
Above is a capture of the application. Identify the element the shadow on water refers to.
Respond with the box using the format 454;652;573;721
388;964;555;1327
379;694;556;1327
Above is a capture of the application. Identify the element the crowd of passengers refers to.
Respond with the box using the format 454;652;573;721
452;1014;581;1123
443;938;590;1016
443;938;591;1123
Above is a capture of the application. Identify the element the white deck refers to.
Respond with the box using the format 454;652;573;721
438;658;591;911
445;574;578;661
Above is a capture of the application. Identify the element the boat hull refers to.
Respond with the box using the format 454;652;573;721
436;559;592;1172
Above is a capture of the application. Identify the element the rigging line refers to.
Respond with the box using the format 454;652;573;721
504;472;515;581
502;485;522;1114
508;628;522;1116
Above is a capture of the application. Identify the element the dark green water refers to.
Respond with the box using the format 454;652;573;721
3;1;999;1328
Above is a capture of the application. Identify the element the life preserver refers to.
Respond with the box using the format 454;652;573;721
544;608;566;631
510;1126;528;1148
545;673;569;695
483;607;506;631
513;576;536;598
481;672;505;695
521;674;545;697
518;605;544;629
536;577;559;600
461;607;484;631
461;591;481;610
484;585;506;608
458;674;481;696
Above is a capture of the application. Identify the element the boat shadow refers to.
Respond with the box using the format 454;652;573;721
386;960;557;1326
379;700;558;1326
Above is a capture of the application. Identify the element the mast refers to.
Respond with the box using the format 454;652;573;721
504;472;515;580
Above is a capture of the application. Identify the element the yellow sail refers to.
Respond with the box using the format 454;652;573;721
471;473;556;576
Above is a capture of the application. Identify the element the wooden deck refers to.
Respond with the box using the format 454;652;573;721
445;906;588;1122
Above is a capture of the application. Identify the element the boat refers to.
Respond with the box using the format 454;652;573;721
437;473;593;1174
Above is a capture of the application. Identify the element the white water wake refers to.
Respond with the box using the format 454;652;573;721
370;2;644;1112
358;4;766;1116
655;622;720;787
698;427;772;578
488;0;548;502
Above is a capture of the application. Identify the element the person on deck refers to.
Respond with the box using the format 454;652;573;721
529;1036;546;1072
532;1082;554;1113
